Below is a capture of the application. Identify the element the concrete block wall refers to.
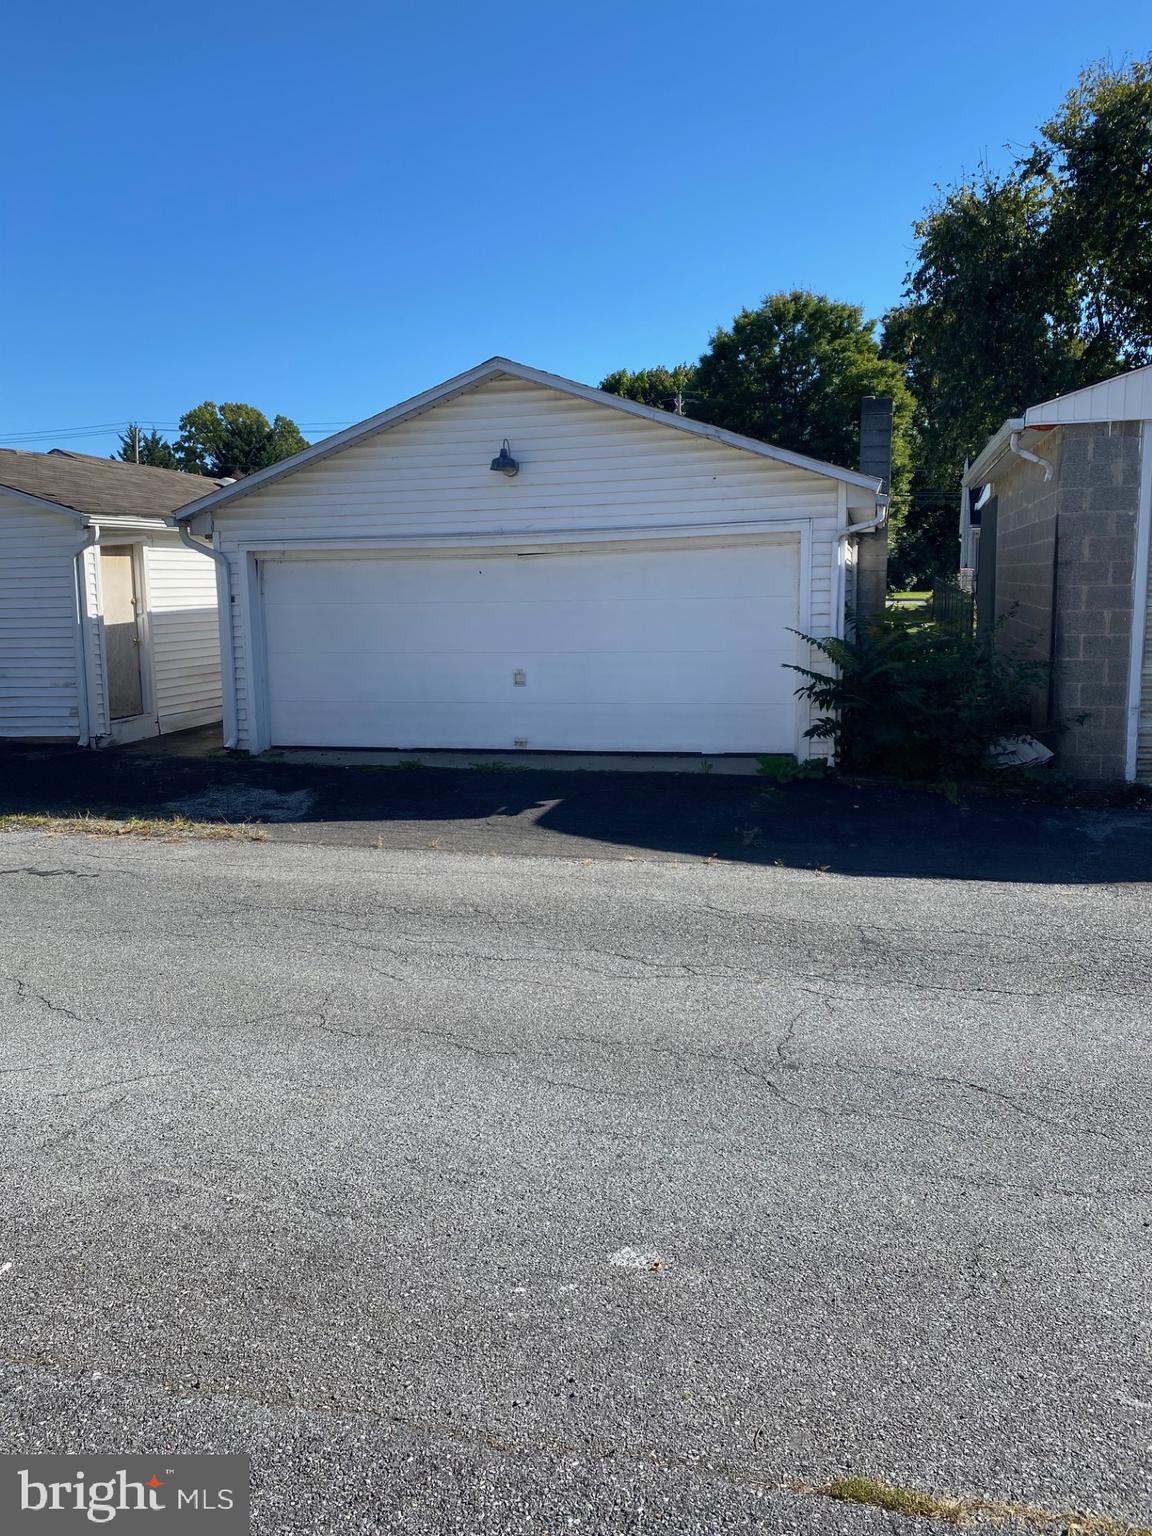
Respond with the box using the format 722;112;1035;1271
992;422;1140;780
1050;423;1140;779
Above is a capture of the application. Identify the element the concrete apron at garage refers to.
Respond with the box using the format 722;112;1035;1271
263;747;772;776
120;724;776;776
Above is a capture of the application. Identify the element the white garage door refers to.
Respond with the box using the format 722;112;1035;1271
260;539;802;753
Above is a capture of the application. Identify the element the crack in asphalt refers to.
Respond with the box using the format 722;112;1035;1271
0;866;98;879
28;1095;132;1153
2;975;87;1026
843;1061;1129;1145
48;1067;188;1100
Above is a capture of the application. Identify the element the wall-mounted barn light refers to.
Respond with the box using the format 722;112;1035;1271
490;439;519;477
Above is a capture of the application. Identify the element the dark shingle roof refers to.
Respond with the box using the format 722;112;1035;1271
0;448;224;522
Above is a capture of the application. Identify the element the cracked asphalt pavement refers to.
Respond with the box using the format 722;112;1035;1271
1;827;1151;1533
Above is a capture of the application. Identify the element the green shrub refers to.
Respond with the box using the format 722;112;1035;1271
788;611;1047;780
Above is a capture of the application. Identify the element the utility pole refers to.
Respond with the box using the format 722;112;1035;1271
132;424;140;464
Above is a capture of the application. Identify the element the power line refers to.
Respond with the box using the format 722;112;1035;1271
0;419;355;445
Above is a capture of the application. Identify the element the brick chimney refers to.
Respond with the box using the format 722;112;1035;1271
855;395;893;628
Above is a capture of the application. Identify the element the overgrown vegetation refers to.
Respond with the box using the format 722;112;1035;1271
789;612;1046;780
0;813;268;841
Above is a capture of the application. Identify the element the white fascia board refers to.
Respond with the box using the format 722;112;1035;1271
172;356;882;524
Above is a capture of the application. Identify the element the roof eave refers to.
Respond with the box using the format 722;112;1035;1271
962;419;1026;488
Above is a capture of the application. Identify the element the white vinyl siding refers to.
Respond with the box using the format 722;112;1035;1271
143;540;222;732
0;495;82;739
213;377;842;751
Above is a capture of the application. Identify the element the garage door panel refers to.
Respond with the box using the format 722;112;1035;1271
261;542;802;752
268;647;800;708
268;698;796;753
267;595;798;657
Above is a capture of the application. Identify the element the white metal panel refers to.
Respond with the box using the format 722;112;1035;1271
142;538;222;733
0;494;82;738
213;377;840;750
261;541;802;753
1026;363;1152;426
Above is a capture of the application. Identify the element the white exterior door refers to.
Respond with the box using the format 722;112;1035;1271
258;539;802;753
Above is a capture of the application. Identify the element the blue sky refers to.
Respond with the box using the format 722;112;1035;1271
2;0;1146;456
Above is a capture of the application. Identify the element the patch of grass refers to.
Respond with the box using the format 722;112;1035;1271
469;759;517;773
0;813;268;842
813;1475;1152;1534
819;1477;957;1522
756;754;826;782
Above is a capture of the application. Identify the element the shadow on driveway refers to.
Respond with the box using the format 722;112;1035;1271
1;741;1150;883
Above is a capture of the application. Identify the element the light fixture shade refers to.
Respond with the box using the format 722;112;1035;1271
490;439;519;476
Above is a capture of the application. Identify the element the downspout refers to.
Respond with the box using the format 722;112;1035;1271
1124;421;1152;781
178;525;239;749
71;525;97;747
838;497;890;541
1009;431;1054;481
835;496;889;636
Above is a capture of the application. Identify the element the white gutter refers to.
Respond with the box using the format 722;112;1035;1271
837;496;889;541
178;526;239;749
1008;430;1054;481
71;525;98;747
1124;421;1152;781
963;419;1023;488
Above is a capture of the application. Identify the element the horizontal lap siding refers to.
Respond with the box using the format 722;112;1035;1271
215;378;843;750
143;541;222;731
0;497;81;738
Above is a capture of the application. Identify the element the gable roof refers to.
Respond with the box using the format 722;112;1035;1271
1025;362;1152;426
174;357;882;523
0;448;223;524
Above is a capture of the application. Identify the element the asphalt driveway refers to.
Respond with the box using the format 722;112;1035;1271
1;818;1150;1533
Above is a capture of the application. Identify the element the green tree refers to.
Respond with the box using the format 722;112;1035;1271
883;54;1152;583
113;424;180;470
176;402;309;479
599;364;699;414
693;291;914;529
881;172;1090;583
1034;56;1152;366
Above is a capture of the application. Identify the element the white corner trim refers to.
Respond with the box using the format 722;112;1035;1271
1124;422;1152;781
71;526;98;746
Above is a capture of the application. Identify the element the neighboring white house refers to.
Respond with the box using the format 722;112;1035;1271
0;449;224;745
174;358;886;759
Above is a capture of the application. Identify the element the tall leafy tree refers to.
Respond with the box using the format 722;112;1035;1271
1034;56;1152;366
692;292;913;516
599;364;700;414
113;424;180;470
176;402;309;479
884;54;1152;581
881;172;1090;582
599;294;913;537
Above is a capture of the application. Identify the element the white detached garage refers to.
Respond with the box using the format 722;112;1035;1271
175;360;885;758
